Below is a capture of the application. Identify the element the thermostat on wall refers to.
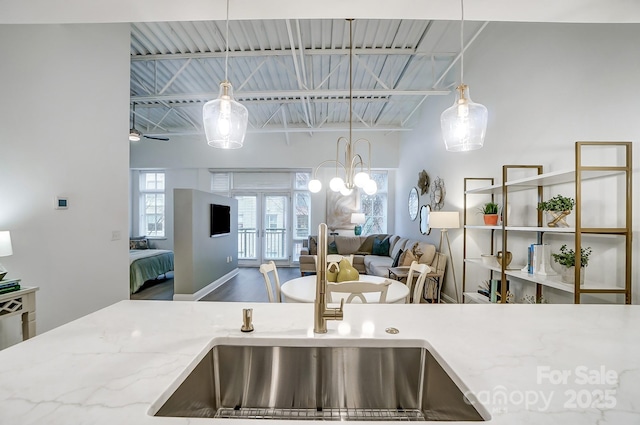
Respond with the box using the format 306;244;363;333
55;196;69;210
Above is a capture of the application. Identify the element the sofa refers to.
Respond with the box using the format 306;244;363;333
299;234;446;279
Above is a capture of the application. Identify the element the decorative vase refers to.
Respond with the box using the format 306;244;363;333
483;214;499;226
496;251;512;268
561;266;585;284
336;259;359;282
546;210;571;227
327;262;339;282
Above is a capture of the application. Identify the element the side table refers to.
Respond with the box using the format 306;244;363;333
388;266;409;282
0;286;39;340
388;266;443;303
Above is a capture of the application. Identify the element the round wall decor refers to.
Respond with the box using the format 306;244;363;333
430;177;446;210
408;187;419;221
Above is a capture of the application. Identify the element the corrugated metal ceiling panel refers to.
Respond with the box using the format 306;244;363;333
130;19;488;138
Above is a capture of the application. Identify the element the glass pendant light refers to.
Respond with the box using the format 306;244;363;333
440;0;488;152
202;0;248;149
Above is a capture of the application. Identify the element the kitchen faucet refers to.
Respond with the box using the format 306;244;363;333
314;223;344;333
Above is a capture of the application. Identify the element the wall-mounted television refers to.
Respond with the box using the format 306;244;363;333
210;203;231;237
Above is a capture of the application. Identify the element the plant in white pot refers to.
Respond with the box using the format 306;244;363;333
537;195;575;227
551;244;592;284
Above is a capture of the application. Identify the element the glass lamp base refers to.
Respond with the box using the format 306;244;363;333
354;225;362;236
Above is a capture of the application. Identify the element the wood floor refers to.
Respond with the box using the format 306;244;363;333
130;267;302;302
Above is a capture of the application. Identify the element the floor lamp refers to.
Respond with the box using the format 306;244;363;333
429;211;460;303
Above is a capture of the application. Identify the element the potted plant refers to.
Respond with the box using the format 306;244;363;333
478;202;499;225
551;244;592;284
537;194;575;227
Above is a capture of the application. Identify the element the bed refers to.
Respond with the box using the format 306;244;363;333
129;238;174;294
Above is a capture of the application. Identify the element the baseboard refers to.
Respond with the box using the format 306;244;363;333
173;268;239;301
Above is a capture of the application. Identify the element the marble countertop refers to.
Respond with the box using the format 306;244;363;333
0;300;638;424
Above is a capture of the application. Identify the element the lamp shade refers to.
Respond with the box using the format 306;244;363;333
429;211;460;229
351;213;366;225
203;81;249;149
441;85;488;152
0;231;13;257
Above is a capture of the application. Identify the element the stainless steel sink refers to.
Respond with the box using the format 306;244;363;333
152;344;486;421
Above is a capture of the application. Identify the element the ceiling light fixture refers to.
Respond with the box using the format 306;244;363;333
440;0;488;152
308;19;377;197
202;0;248;149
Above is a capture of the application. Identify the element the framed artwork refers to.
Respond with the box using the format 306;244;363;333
326;189;360;230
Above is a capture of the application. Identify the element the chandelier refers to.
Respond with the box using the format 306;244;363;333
202;0;248;149
440;0;488;152
308;19;377;196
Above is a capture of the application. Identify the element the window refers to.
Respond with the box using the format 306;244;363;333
360;171;388;234
139;171;165;238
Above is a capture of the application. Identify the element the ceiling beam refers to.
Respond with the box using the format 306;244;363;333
130;48;457;61
131;88;450;103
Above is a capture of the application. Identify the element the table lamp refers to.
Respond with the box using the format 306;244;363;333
0;231;14;280
429;212;460;303
351;213;366;236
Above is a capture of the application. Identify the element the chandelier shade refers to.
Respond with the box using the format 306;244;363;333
203;81;249;149
440;0;488;152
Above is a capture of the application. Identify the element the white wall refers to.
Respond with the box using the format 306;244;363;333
173;189;238;297
0;24;130;348
398;22;640;303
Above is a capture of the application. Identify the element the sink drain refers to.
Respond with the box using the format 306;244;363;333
385;327;399;334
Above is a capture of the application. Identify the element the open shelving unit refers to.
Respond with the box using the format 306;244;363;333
462;141;632;304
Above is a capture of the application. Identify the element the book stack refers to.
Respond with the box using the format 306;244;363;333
0;278;21;295
524;244;557;276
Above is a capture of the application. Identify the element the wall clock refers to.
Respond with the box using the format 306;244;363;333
430;177;446;210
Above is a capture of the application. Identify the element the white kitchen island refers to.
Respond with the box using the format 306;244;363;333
0;300;638;424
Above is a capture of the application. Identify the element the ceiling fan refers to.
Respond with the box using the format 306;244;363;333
129;103;169;142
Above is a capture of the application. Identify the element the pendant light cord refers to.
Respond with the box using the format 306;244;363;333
348;18;353;143
460;0;464;84
224;0;230;82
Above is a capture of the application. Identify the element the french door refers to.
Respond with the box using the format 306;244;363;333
234;193;289;266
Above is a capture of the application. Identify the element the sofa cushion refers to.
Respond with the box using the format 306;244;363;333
387;235;401;256
390;238;410;260
391;249;403;267
334;236;365;255
364;255;394;276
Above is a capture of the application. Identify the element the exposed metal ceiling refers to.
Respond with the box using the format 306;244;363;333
130;19;488;139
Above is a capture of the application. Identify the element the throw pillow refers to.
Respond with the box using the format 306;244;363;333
356;234;379;254
401;250;416;267
130;238;149;250
372;236;390;256
328;241;339;254
391;249;404;267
